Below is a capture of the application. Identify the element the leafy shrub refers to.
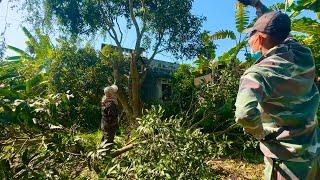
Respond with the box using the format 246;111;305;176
0;125;87;179
163;64;260;157
1;33;113;130
1;106;217;179
49;42;113;130
104;106;215;179
158;64;196;118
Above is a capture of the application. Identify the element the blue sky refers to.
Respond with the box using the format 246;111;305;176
0;0;305;63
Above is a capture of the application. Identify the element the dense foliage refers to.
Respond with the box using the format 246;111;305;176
0;107;216;179
26;0;206;130
1;28;113;130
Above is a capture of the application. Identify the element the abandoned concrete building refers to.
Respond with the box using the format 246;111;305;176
141;59;179;102
102;44;179;102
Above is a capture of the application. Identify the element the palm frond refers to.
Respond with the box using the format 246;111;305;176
211;30;236;41
7;45;33;60
269;3;285;11
235;2;249;33
285;0;294;11
218;40;247;64
7;45;28;56
22;27;38;45
292;17;320;35
297;0;320;12
5;56;21;61
292;0;320;17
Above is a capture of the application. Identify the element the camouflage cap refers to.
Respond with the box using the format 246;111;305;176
243;11;291;38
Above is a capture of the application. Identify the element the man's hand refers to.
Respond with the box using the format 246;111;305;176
243;124;265;140
238;0;269;17
238;0;260;7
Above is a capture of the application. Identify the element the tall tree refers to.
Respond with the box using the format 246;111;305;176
22;0;204;132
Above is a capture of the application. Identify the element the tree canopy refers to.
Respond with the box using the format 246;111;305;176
18;0;206;131
39;0;205;59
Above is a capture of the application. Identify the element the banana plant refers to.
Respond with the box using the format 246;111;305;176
209;2;250;67
290;0;320;18
4;27;54;95
193;31;217;75
287;0;320;73
6;27;53;67
266;0;320;37
288;0;320;36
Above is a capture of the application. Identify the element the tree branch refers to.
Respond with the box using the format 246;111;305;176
103;16;124;57
111;140;147;158
111;143;134;158
129;0;146;55
130;53;141;117
115;18;124;43
138;31;164;86
157;47;171;54
117;87;133;118
107;29;116;41
129;0;141;40
149;32;164;61
102;18;134;119
212;124;238;136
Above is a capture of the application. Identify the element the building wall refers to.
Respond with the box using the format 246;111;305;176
140;72;161;102
141;60;178;102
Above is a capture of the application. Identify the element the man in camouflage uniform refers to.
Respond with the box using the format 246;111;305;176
101;85;119;143
236;0;320;179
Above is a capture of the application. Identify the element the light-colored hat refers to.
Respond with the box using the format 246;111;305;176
104;84;118;94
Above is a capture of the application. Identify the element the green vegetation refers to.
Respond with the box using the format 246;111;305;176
1;0;320;179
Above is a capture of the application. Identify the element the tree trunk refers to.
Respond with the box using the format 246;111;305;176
124;53;142;133
111;52;143;135
130;53;142;117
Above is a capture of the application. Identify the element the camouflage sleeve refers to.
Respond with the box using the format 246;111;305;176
235;72;266;139
237;0;270;17
256;3;270;17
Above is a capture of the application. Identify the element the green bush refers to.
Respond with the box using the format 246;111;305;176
1;106;217;179
1;35;113;130
103;106;215;179
49;42;113;130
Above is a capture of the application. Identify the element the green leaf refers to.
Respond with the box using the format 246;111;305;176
285;0;294;9
235;2;249;33
6;45;32;60
0;88;23;99
22;27;38;46
292;17;320;35
218;40;247;64
25;73;46;93
5;56;21;61
7;46;27;55
211;30;236;40
294;0;320;13
22;149;29;165
0;159;11;178
270;3;285;11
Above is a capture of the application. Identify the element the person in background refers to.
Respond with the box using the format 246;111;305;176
101;85;119;143
236;0;320;179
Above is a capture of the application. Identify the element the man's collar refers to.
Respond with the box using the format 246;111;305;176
255;44;289;64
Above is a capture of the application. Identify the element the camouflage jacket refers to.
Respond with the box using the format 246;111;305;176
235;38;320;161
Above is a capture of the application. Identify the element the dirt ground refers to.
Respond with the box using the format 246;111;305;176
209;158;264;180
